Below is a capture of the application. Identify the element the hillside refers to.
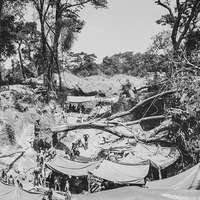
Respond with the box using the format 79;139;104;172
0;72;147;189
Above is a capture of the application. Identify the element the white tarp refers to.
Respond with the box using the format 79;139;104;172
146;163;200;189
66;96;96;103
131;143;180;169
118;152;150;165
66;96;119;104
90;160;149;184
73;185;200;200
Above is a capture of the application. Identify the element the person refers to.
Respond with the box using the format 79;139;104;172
8;175;14;185
83;134;89;150
2;171;7;183
65;184;71;200
47;186;53;200
1;170;6;180
33;166;40;186
34;119;41;137
16;180;23;188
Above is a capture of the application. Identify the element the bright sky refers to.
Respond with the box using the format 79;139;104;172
72;0;168;63
4;0;168;68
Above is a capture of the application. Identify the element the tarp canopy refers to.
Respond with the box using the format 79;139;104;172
90;160;149;184
0;181;44;200
46;155;101;176
66;96;119;104
146;163;200;189
66;96;96;103
95;96;119;103
131;143;180;169
118;152;150;165
73;185;200;200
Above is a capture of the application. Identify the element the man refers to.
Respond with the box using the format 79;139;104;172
34;119;41;137
83;134;89;150
65;181;71;200
47;186;53;200
8;175;14;185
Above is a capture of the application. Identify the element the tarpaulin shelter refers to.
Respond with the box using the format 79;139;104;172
146;163;200;189
46;155;101;176
95;96;119;104
118;152;150;165
66;96;96;104
66;96;119;104
131;143;180;170
73;185;200;200
90;160;150;184
0;181;44;200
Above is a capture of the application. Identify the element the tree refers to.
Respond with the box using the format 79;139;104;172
0;0;29;86
15;21;40;80
32;0;108;92
70;52;98;76
155;0;200;54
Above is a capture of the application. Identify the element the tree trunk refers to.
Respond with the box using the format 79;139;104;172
18;43;26;80
40;16;48;88
0;0;4;20
51;0;62;91
0;0;4;88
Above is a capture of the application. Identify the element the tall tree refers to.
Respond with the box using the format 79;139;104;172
155;0;200;54
32;0;108;91
0;0;28;86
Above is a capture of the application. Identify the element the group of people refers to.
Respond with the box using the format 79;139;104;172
1;170;23;188
64;103;86;114
71;134;90;157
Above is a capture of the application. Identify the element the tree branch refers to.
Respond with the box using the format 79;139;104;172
107;90;177;121
155;0;175;21
177;0;200;47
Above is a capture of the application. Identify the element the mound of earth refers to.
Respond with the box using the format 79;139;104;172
52;72;147;96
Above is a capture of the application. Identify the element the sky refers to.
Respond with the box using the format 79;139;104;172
71;0;168;63
4;0;168;68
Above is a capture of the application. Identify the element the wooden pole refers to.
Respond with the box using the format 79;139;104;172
87;172;91;193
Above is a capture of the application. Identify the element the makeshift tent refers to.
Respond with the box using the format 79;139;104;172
118;152;150;165
66;96;119;104
146;163;200;189
0;181;44;200
46;155;101;176
73;185;200;200
131;143;180;169
66;96;96;103
95;96;119;103
90;160;149;184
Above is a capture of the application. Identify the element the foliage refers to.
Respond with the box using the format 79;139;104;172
67;52;99;76
155;0;200;52
15;21;40;78
97;51;168;77
32;0;108;90
0;15;16;62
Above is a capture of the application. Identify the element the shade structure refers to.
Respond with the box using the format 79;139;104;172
72;186;200;200
95;96;119;103
118;152;150;165
0;181;44;200
46;155;101;176
146;163;200;189
66;96;96;103
131;143;180;169
90;160;149;184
